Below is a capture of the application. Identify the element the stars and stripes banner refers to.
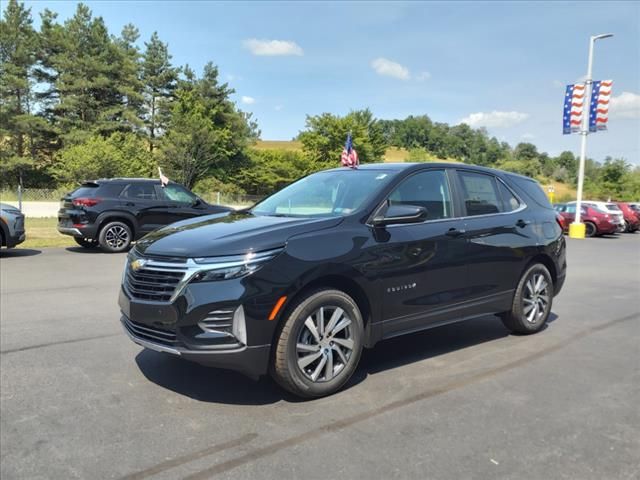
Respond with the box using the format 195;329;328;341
563;83;585;135
563;80;612;135
589;79;612;132
341;133;359;168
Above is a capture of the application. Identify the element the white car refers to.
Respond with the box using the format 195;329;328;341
567;200;625;232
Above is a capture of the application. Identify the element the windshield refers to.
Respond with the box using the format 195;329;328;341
606;203;621;211
251;169;396;217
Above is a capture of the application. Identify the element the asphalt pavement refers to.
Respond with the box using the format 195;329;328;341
1;236;639;480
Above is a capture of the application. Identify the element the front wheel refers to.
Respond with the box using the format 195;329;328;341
500;263;554;335
98;221;132;253
271;289;364;398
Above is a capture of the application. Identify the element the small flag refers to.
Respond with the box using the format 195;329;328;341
589;79;612;132
341;133;359;168
158;167;169;186
563;83;585;135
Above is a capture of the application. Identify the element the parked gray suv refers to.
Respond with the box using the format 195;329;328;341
0;203;26;249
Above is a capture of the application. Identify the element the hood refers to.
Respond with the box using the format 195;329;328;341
135;211;343;258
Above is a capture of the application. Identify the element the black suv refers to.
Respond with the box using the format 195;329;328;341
58;178;231;252
119;163;566;398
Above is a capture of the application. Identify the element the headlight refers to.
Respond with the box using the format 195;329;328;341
191;247;284;282
1;207;21;215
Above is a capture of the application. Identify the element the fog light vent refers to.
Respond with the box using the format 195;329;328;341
198;309;234;335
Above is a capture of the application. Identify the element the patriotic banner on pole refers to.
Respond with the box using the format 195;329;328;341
563;83;585;135
589;79;612;132
341;133;359;168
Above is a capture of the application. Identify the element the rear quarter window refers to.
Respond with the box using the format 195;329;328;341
507;175;552;209
71;183;124;198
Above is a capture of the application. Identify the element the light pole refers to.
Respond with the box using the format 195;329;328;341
570;33;613;239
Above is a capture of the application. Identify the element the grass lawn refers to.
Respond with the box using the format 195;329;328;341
19;217;75;249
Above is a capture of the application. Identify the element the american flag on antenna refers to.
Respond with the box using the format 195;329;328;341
341;133;359;168
589;80;612;132
563;83;585;134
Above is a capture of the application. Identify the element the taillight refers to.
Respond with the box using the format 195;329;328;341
72;197;101;207
556;213;566;230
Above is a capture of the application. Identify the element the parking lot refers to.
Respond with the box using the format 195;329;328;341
1;235;638;480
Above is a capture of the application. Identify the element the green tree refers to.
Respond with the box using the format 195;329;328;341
51;132;154;184
233;149;311;195
141;32;178;152
298;109;387;167
160;63;258;188
0;0;41;185
35;3;141;144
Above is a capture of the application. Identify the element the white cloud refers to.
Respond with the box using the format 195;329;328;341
552;80;564;88
521;133;535;140
371;57;410;80
241;96;255;105
274;104;284;111
610;91;640;119
459;111;529;128
416;71;431;81
243;39;303;56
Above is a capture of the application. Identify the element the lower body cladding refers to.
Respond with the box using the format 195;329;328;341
118;285;275;378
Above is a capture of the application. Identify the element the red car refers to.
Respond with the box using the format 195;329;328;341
615;202;640;233
556;203;618;237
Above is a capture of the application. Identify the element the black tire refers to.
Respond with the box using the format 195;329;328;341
500;263;554;335
98;221;132;253
624;221;632;233
271;289;364;398
585;221;597;238
74;237;99;249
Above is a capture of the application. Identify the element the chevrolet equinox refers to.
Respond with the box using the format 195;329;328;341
119;163;566;398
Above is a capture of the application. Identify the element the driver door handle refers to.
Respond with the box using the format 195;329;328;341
446;227;466;238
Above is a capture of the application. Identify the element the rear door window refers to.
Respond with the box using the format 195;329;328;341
121;183;157;201
457;171;502;216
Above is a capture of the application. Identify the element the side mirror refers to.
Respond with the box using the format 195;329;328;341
373;204;428;227
192;198;203;207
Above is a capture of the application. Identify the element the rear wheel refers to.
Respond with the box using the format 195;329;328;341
500;263;553;335
74;237;99;249
271;289;364;398
98;221;132;253
584;221;597;237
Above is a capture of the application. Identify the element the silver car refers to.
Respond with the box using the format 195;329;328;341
0;203;26;249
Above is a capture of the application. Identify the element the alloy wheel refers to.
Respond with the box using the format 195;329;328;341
522;272;550;323
104;225;129;249
296;306;354;383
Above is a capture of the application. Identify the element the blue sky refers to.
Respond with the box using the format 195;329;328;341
18;1;640;164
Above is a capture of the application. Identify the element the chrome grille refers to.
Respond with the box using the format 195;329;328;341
122;316;176;346
198;309;235;336
124;253;188;302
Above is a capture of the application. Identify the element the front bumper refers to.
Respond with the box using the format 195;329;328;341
5;231;25;248
120;315;270;378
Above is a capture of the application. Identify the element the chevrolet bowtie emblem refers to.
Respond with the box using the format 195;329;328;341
130;259;147;271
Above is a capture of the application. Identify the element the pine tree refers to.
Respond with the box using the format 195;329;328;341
141;32;178;152
35;3;139;144
0;0;39;185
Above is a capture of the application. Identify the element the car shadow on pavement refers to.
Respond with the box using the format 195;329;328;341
0;248;42;258
135;313;558;405
64;246;129;254
135;349;287;405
